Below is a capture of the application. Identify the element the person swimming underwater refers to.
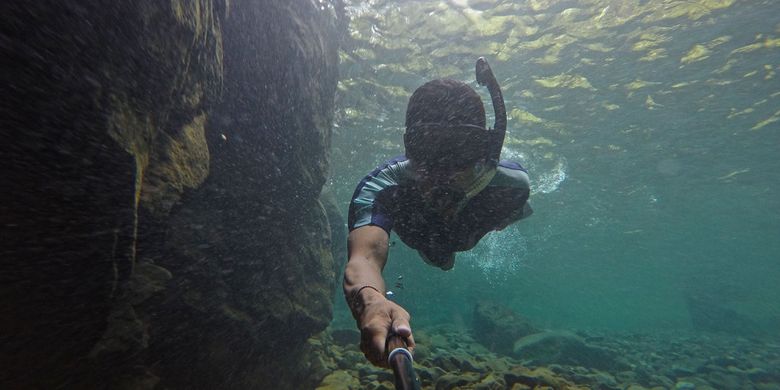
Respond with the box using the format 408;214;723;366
343;58;533;367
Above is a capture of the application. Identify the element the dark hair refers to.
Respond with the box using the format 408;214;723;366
405;79;486;128
404;79;488;169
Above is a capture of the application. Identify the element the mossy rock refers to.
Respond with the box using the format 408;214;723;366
435;372;481;390
503;366;582;389
317;370;360;390
474;372;507;390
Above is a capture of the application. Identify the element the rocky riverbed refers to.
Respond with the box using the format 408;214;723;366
315;325;780;390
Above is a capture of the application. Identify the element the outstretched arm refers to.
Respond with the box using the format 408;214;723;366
344;225;415;367
344;225;390;301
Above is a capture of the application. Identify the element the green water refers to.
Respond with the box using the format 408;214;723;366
330;0;780;334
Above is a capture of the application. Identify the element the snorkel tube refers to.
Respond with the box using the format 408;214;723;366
475;57;506;166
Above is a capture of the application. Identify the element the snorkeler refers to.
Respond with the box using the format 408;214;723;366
343;58;533;367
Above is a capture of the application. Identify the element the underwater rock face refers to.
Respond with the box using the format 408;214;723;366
322;187;349;293
145;0;341;388
1;1;222;387
1;0;340;388
141;0;342;388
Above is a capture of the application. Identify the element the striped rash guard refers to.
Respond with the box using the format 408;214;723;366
348;156;532;259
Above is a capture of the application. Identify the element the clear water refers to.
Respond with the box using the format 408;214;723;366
331;0;780;337
8;1;779;388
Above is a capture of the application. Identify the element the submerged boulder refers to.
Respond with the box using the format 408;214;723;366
512;331;630;372
504;366;582;389
472;301;539;355
685;295;763;336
